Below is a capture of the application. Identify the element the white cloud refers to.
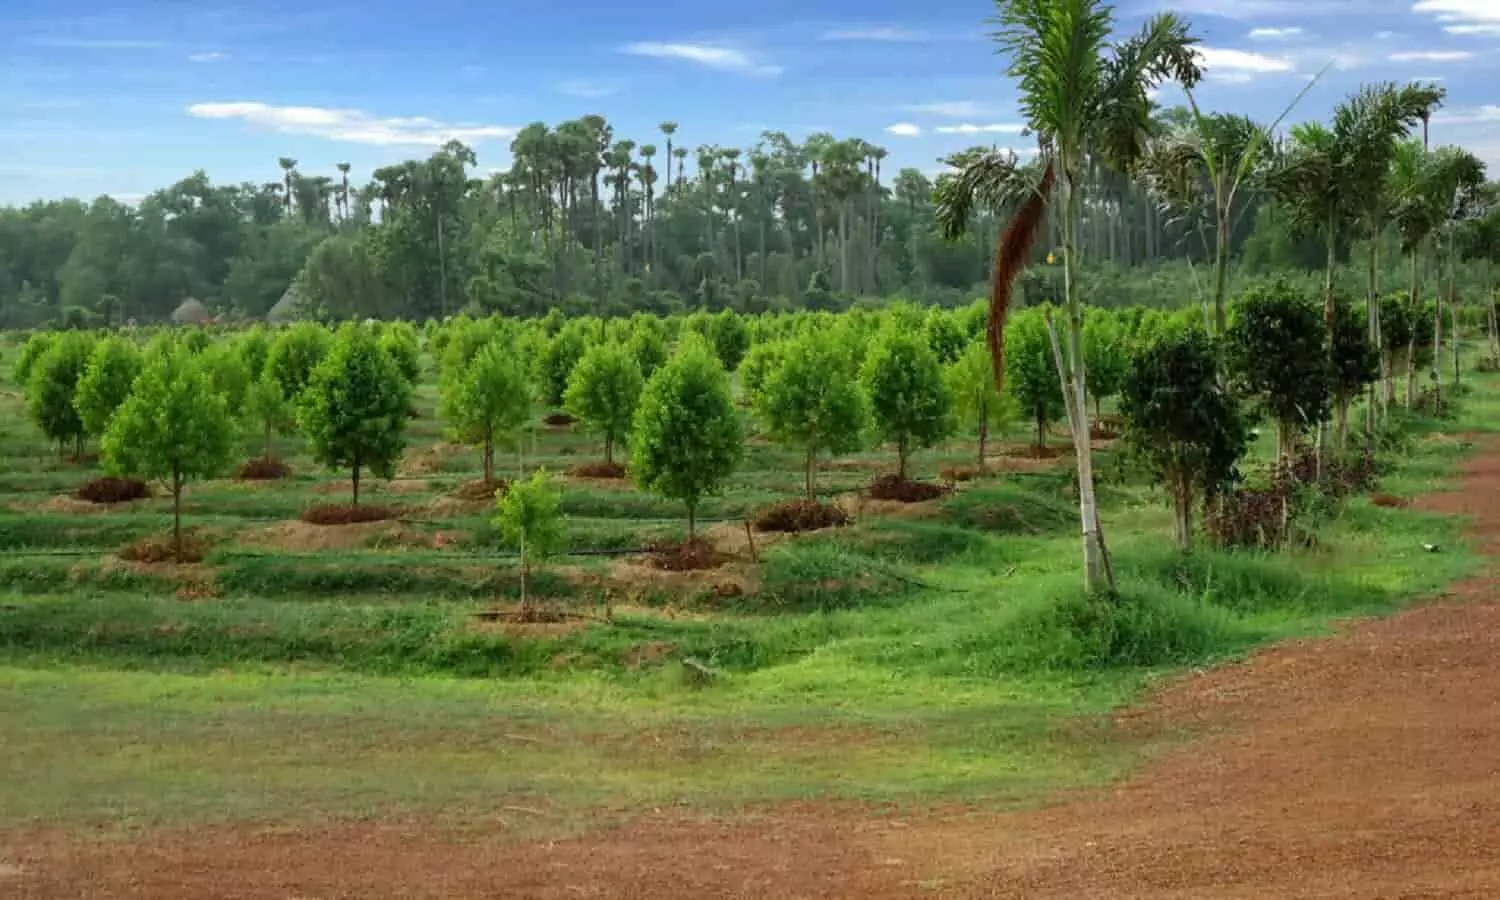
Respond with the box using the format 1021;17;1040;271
188;52;230;63
620;42;781;76
885;123;922;137
819;26;926;41
1212;72;1257;84
1432;105;1500;125
1388;49;1474;61
1247;26;1304;39
1444;23;1500;34
1413;0;1500;25
933;122;1027;135
187;101;517;146
1169;0;1361;19
556;80;619;98
903;100;988;117
1197;46;1296;75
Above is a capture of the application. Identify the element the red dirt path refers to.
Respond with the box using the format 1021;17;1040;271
7;446;1500;898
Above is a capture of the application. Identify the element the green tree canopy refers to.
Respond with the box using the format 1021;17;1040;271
27;331;95;456
494;468;565;612
102;345;236;559
860;325;954;479
755;332;871;498
439;339;532;483
564;342;645;466
299;323;413;504
946;338;1018;470
630;337;744;537
74;336;142;440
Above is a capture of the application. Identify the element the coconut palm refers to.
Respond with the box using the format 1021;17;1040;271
659;122;678;198
277;157;298;216
934;0;1201;593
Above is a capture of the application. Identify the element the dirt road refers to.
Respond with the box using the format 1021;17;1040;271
8;450;1500;898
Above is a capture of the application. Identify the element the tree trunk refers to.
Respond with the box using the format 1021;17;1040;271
1054;170;1109;596
897;439;908;482
352;465;361;507
1432;277;1444;409
263;420;273;460
1277;420;1299;468
977;418;988;473
1367;240;1385;433
838;204;850;293
1406;251;1420;409
805;445;816;500
1172;470;1193;553
172;467;183;563
605;434;614;466
1336;395;1349;450
519;531;530;613
687;503;697;541
1035;409;1046;452
1213;210;1230;336
483;429;494;485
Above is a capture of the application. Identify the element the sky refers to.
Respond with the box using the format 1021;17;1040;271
2;0;1499;206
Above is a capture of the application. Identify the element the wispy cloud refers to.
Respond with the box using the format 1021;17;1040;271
556;80;620;99
188;51;230;63
902;100;989;118
933;122;1026;135
1197;47;1296;76
819;26;927;42
620;42;781;76
1444;23;1500;35
1167;0;1361;20
1247;26;1304;39
25;36;163;49
1413;1;1500;27
1388;49;1474;62
885;123;922;137
186;102;517;146
1432;105;1500;126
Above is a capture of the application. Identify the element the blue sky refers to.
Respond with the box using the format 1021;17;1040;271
2;0;1498;206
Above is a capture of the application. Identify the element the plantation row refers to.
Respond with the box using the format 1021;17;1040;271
8;283;1466;566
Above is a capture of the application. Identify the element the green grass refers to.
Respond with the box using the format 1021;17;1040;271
0;348;1494;833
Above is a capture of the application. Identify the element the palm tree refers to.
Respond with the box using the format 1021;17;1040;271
672;146;688;195
277;157;298;216
935;0;1202;594
724;147;744;281
336;162;351;222
659;122;678;198
640;144;658;275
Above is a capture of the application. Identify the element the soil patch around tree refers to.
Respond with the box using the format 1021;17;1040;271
300;504;401;526
118;534;208;564
752;499;849;533
567;460;627;479
648;538;727;571
75;476;150;504
450;478;508;502
867;474;946;503
236;457;292;481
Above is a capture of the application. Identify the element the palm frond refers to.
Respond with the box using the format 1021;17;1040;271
1089;12;1201;173
932;148;1043;241
987;160;1056;396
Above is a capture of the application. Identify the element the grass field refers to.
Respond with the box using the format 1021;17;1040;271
2;341;1495;837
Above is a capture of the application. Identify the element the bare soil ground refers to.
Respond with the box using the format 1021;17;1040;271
7;446;1500;898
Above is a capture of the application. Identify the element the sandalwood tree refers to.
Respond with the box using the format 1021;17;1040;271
102;346;235;560
27;331;95;457
244;373;293;461
440;340;533;483
299;323;413;505
563;342;644;466
1226;282;1335;464
266;322;332;401
754;332;870;499
74;336;142;442
861;326;954;480
1119;327;1248;551
494;468;565;614
946;338;1017;470
630;337;743;539
1005;308;1066;452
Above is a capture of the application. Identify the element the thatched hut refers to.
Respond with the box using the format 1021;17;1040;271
171;297;211;325
266;284;305;325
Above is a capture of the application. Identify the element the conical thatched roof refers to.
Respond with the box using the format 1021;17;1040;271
267;284;306;324
171;297;211;324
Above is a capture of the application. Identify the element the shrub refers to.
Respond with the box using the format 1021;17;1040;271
299;323;412;505
630;337;743;539
861;326;954;480
1226;282;1334;462
494;469;565;612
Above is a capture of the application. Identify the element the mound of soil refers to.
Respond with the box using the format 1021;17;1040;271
868;475;945;503
543;412;576;427
237;457;292;481
1089;422;1122;441
301;504;400;526
568;461;627;479
119;534;208;564
753;499;850;533
75;476;149;504
649;538;727;572
472;606;575;624
939;465;985;483
451;478;508;501
1371;493;1411;509
1006;444;1070;460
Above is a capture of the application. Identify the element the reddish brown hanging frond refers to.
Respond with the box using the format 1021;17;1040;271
987;159;1055;396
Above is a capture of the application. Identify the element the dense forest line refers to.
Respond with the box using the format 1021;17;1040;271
0;108;1496;330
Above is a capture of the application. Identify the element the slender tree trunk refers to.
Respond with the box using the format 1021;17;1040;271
483;429;494;485
263;421;273;460
1432;264;1444;409
805;445;816;500
1407;251;1420;409
1035;409;1046;452
1368;241;1386;431
1449;255;1460;388
436;214;448;318
977;417;988;472
519;532;529;613
839;203;850;293
1213;209;1230;336
352;465;361;507
605;435;614;466
1058;168;1108;595
897;440;908;482
1336;395;1349;449
172;468;183;563
1173;470;1193;553
687;503;697;541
